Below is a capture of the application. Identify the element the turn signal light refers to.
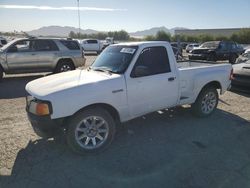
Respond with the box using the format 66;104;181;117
36;103;50;116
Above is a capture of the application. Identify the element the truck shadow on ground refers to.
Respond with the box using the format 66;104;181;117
0;74;48;99
1;108;250;188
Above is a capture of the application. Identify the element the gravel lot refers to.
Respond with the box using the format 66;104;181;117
1;55;250;188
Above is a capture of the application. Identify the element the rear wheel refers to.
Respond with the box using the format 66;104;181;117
66;107;116;154
191;87;218;117
55;60;75;73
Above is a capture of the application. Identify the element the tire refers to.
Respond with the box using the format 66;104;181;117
191;87;218;117
55;60;75;73
66;107;116;154
207;53;216;62
229;54;237;64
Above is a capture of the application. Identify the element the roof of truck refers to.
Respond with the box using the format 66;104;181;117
113;41;170;46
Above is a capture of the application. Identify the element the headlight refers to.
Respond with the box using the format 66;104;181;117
26;96;52;116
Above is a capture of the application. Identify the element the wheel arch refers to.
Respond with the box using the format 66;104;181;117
197;81;222;98
65;103;121;126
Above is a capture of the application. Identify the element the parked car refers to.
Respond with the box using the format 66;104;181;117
0;38;85;81
186;43;200;53
26;41;232;154
0;37;7;47
232;57;250;91
189;41;245;64
236;50;250;64
81;39;104;54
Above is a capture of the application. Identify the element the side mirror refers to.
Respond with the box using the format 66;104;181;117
7;46;18;53
133;65;150;77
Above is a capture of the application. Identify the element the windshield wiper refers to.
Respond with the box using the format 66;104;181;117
92;67;115;75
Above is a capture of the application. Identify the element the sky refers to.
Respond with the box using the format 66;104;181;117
0;0;250;32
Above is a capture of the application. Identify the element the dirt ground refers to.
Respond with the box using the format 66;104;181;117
0;55;250;188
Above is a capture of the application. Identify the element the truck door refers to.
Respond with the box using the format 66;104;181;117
218;42;230;60
126;46;179;117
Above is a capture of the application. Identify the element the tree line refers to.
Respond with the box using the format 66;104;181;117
144;29;250;44
69;28;250;44
68;30;130;41
1;28;250;44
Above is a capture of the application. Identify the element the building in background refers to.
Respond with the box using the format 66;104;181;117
175;28;242;37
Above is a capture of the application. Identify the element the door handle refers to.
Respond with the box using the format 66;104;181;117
168;77;176;81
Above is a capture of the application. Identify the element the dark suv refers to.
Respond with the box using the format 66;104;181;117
189;41;244;64
0;38;86;81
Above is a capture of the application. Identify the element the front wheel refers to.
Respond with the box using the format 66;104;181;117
66;107;116;154
191;87;219;117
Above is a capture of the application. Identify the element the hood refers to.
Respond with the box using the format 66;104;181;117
233;61;250;76
25;69;118;98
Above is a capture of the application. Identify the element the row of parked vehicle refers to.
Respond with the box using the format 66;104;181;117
171;41;245;64
170;41;249;90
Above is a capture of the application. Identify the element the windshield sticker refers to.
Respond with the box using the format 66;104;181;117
120;48;136;54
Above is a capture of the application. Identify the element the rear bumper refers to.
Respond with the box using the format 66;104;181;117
231;75;250;93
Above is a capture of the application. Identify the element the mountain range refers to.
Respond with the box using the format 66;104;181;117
28;26;99;37
27;25;188;37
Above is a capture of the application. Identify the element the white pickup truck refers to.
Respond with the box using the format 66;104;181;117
26;41;232;154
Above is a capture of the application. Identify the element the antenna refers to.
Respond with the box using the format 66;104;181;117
77;0;81;38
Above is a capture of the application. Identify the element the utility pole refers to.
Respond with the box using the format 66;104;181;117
77;0;81;38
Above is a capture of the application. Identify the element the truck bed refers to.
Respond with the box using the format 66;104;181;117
177;60;219;69
176;60;232;106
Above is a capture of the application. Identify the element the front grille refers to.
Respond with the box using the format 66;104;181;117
192;50;207;54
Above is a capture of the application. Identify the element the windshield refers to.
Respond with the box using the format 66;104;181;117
1;38;22;51
200;41;220;49
91;45;138;74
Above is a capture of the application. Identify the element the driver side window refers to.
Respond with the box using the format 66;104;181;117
7;40;32;53
131;46;171;78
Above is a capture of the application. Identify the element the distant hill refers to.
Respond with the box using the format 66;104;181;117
26;25;189;37
129;26;189;37
27;26;99;37
129;26;170;38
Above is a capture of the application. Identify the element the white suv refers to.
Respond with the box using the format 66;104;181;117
81;39;103;54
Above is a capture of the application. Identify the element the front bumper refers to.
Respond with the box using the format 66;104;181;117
27;112;63;138
189;54;208;60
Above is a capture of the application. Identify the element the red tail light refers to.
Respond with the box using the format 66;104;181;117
230;68;234;80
